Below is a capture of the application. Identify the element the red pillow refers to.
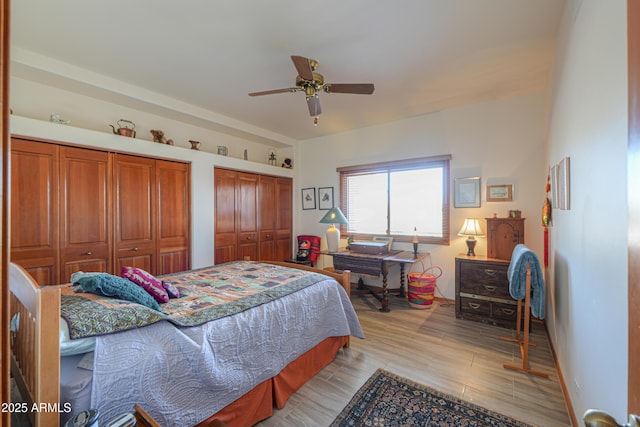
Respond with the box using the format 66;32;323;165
120;266;169;303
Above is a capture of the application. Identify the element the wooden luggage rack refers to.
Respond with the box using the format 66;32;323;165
500;262;549;378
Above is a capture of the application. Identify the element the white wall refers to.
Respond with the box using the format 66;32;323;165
297;91;548;300
10;76;295;162
545;0;628;421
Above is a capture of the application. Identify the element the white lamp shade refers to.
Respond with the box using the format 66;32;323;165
458;218;484;236
325;224;340;253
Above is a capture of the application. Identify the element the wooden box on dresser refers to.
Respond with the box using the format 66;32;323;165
455;255;517;329
485;217;525;260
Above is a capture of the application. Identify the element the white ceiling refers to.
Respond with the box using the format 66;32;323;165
10;0;566;143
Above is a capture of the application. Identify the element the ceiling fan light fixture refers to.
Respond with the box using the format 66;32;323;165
248;55;374;118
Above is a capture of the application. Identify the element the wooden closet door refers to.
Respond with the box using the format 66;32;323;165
156;160;190;274
274;177;293;261
258;175;276;261
10;139;59;285
59;146;112;280
237;172;259;261
214;168;238;264
114;154;156;274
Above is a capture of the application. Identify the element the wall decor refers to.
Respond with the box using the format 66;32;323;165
486;184;514;202
454;177;481;208
318;187;334;210
267;148;277;166
302;187;316;210
550;164;558;208
150;129;174;145
557;157;570;210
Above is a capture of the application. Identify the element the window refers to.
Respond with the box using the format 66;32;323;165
338;155;451;245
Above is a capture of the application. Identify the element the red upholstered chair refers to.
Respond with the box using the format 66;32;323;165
296;235;322;266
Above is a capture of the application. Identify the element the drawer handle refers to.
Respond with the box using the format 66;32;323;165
501;308;515;315
484;269;497;276
483;285;497;292
468;302;481;310
84;251;93;256
132;247;139;251
246;236;252;240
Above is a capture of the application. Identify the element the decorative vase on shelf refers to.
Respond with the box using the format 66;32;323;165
189;140;201;150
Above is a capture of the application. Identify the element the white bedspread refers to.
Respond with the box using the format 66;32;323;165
90;278;363;426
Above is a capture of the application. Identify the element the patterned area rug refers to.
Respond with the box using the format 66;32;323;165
330;369;534;427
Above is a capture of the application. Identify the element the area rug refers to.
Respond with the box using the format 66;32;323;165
330;369;534;427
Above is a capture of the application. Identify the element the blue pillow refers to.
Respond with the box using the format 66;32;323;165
76;274;161;311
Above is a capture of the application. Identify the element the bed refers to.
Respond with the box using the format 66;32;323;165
9;260;362;427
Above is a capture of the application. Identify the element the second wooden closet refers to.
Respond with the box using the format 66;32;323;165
214;167;292;264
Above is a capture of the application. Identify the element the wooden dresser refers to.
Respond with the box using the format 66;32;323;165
455;255;517;329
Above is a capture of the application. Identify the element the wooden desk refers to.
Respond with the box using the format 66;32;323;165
322;250;424;312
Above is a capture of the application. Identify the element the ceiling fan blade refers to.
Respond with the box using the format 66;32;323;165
325;83;375;95
307;96;322;117
248;88;299;96
291;55;314;81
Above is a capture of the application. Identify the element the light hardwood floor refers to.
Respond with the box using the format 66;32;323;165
11;293;571;427
257;294;572;427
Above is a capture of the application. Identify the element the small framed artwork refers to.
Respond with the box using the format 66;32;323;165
318;187;334;210
454;177;481;208
557;157;570;210
301;187;316;210
486;184;514;202
550;164;558;208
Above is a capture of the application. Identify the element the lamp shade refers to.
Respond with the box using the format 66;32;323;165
319;207;349;225
457;218;484;236
458;218;483;256
319;207;348;253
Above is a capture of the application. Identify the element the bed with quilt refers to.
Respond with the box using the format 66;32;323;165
9;260;362;427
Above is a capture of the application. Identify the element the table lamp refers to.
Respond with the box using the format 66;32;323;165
458;218;484;256
319;207;348;253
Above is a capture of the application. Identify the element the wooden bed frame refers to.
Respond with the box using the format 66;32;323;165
9;261;351;427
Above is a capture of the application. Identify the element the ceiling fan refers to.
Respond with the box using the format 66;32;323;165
249;55;375;124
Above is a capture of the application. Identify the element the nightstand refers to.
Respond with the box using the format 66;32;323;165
455;255;517;329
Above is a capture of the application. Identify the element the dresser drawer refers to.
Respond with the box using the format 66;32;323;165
459;262;510;298
459;296;517;328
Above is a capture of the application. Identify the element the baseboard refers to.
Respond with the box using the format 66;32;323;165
543;320;579;427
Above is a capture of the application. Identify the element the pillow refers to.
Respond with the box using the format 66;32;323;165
120;267;169;303
60;319;96;356
76;274;161;311
162;281;180;299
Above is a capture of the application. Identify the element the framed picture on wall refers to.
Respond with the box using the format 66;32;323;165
557;157;570;210
486;184;514;202
302;187;316;210
318;187;334;210
454;177;481;208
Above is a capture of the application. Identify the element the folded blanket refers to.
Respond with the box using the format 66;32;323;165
507;244;545;319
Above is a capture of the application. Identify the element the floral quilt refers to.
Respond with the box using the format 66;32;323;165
61;261;329;339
